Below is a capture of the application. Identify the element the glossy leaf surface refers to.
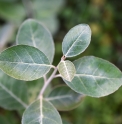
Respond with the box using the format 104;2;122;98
64;56;122;97
58;60;76;82
17;19;55;63
46;85;84;111
22;98;62;124
0;71;28;110
0;45;52;81
62;24;91;57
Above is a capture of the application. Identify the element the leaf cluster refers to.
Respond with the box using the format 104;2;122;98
0;19;122;124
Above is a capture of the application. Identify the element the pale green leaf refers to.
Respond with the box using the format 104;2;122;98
46;85;84;111
58;60;76;82
64;56;122;97
62;24;91;57
0;70;28;110
0;45;52;81
16;19;55;63
22;98;62;124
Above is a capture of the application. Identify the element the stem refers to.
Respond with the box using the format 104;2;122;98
39;67;58;97
54;74;61;78
43;75;47;83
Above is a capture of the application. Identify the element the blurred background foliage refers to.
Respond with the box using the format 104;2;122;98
0;0;122;124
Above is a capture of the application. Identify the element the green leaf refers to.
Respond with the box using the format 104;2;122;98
0;45;52;81
46;85;84;111
16;19;55;63
22;98;62;124
62;24;91;57
64;56;122;97
58;60;76;82
0;71;28;110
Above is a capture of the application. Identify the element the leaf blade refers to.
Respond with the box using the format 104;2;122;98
22;98;62;124
62;24;91;57
58;60;76;81
46;85;84;111
16;19;55;63
0;71;28;110
64;56;122;97
0;45;52;81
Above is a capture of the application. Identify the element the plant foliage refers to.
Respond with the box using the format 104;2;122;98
0;18;121;124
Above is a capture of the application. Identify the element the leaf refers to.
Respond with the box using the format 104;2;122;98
22;98;62;124
46;85;84;111
64;56;122;97
16;19;55;63
62;24;91;57
0;45;52;81
0;70;28;110
58;60;76;82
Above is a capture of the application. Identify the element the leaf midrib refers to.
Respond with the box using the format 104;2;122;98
45;95;72;101
65;26;87;56
29;20;36;47
63;61;70;81
0;61;52;67
75;74;121;79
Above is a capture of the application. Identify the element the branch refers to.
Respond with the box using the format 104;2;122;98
39;67;58;97
54;74;61;78
43;75;47;83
